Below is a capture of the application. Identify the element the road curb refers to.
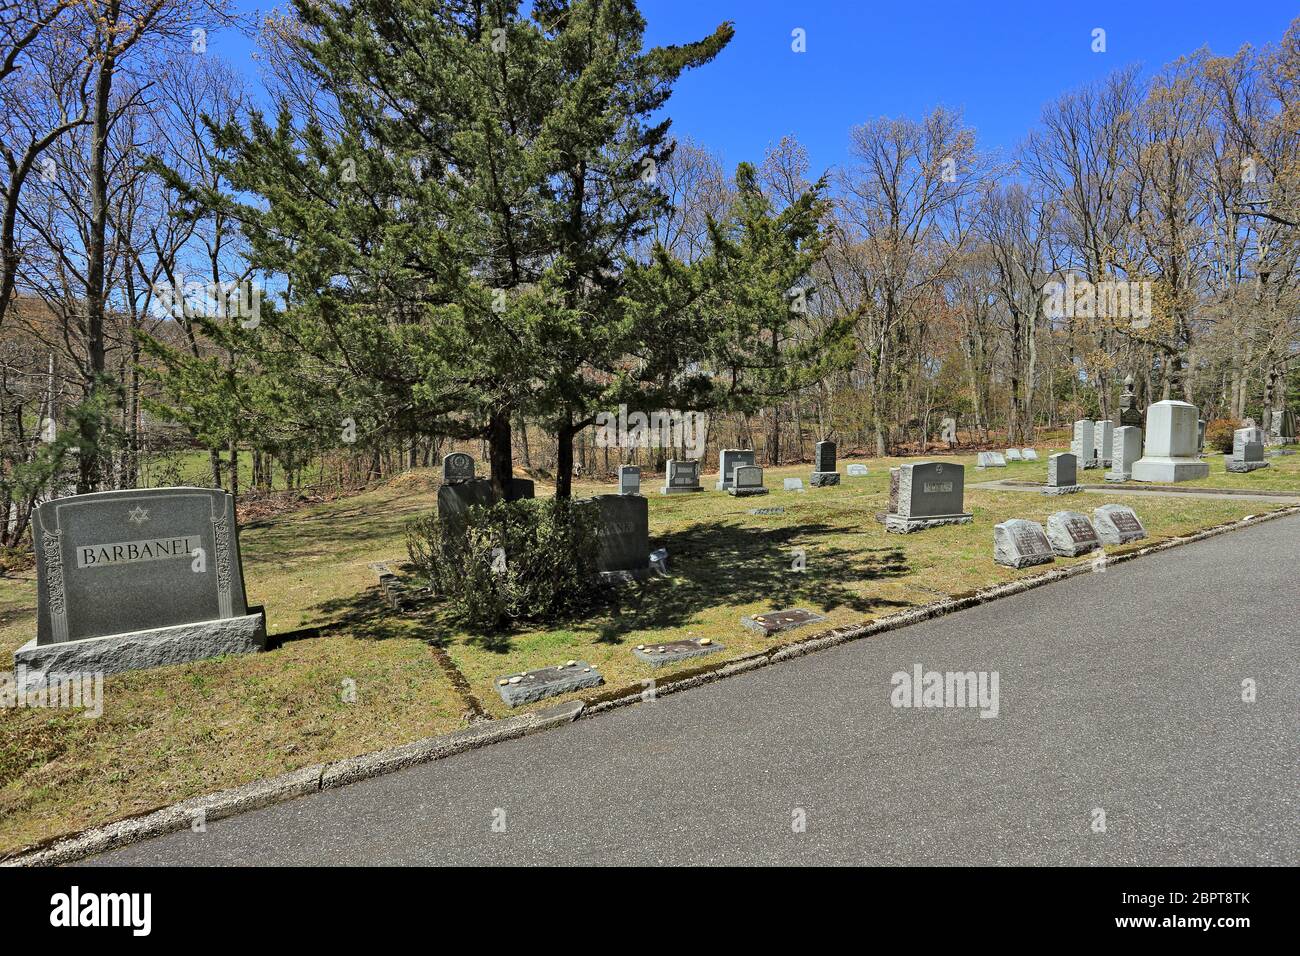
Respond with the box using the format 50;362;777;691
6;505;1296;866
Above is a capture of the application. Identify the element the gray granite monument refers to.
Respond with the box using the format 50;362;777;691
661;459;703;495
811;440;840;486
1044;452;1082;495
728;463;768;497
885;461;973;533
618;465;641;495
1093;420;1114;467
442;451;475;484
16;488;266;685
715;448;756;491
589;494;650;581
1131;400;1208;482
1225;427;1269;473
1107;425;1142;482
1072;419;1098;469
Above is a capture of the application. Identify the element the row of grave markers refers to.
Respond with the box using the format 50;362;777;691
993;505;1147;569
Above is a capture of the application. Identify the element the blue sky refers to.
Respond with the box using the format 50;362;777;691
217;0;1297;176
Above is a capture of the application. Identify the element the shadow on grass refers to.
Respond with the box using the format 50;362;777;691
589;518;912;644
288;586;451;647
289;518;911;655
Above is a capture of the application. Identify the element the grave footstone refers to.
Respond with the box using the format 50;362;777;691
1107;426;1142;482
993;518;1055;569
1225;426;1269;473
715;448;756;491
1045;510;1101;557
846;463;869;476
1093;420;1114;467
1044;452;1082;495
811;440;840;486
1093;504;1147;545
729;463;769;497
1021;448;1039;460
660;459;703;495
783;477;805;492
496;661;603;707
885;461;973;533
1005;448;1023;461
633;638;725;668
1072;419;1098;469
740;607;826;636
16;488;266;687
1131;400;1208;482
976;451;1007;469
618;465;641;496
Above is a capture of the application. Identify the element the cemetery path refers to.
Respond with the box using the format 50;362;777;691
89;513;1300;866
972;478;1300;503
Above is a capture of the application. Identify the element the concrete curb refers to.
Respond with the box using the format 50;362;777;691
2;701;583;867
6;504;1296;867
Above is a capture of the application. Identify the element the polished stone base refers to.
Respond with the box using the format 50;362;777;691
15;610;266;690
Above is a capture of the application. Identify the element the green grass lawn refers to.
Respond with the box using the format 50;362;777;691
2;449;1297;855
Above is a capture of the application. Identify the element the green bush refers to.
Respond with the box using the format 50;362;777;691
1205;418;1240;454
406;497;600;632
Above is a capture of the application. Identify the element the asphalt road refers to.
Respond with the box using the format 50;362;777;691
92;513;1299;866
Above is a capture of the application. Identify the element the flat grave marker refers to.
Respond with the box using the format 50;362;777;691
740;607;827;636
633;638;725;668
496;661;603;707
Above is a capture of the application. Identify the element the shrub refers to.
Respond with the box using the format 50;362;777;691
406;497;600;632
1204;418;1240;454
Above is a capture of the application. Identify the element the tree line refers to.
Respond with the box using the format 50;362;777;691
1;1;1297;550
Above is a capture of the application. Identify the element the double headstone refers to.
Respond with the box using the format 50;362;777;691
16;488;266;687
1044;452;1082;495
1131;400;1209;482
661;459;703;495
1045;511;1101;557
993;519;1055;569
1225;427;1269;473
1072;419;1099;469
1093;504;1147;545
811;440;840;486
728;464;768;497
715;448;756;491
885;461;973;533
1106;426;1142;482
618;465;642;495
